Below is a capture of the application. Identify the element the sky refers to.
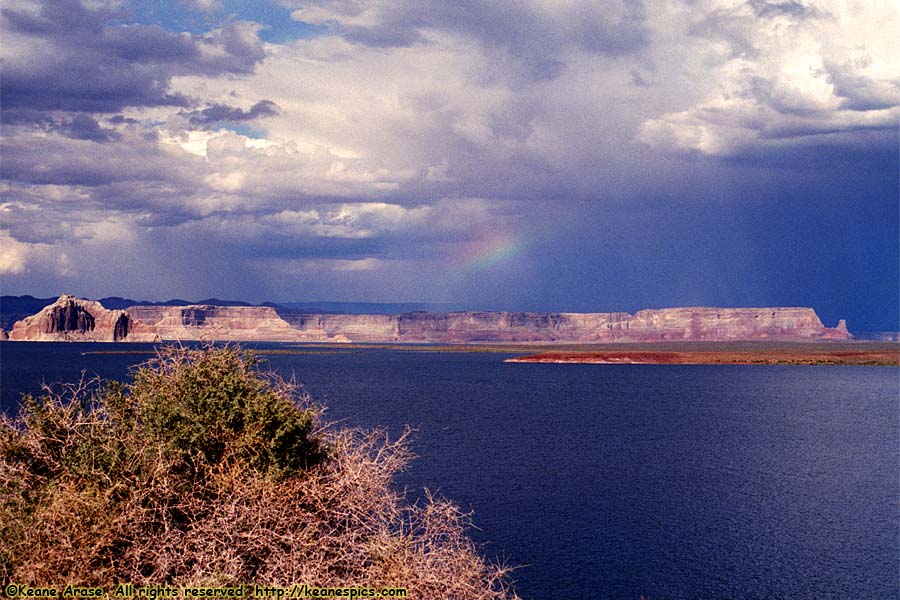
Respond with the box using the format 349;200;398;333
0;0;898;331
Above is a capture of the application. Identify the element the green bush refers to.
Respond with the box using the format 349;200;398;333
131;345;323;478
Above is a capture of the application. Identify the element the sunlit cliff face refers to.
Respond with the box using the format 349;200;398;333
10;296;851;343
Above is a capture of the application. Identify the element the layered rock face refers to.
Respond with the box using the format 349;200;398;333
279;312;398;342
126;305;347;342
594;307;851;342
7;297;852;343
392;311;631;342
278;308;849;343
335;308;846;343
9;295;158;342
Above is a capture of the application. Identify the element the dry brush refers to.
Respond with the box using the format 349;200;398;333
0;345;518;599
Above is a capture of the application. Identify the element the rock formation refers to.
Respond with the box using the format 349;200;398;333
126;305;849;343
278;312;399;342
835;319;849;336
7;296;853;343
276;307;851;343
125;305;348;342
596;307;852;342
9;295;158;342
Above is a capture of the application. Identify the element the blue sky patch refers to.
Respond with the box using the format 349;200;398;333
118;0;326;42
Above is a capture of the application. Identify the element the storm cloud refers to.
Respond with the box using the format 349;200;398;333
1;0;897;331
0;0;265;114
182;100;280;128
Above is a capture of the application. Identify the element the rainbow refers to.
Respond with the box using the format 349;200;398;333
455;232;526;273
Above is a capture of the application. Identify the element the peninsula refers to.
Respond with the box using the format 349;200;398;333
504;345;899;366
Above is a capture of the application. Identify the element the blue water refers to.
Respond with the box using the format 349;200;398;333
1;342;898;600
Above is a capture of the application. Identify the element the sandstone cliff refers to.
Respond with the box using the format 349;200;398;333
9;295;158;342
597;307;851;342
125;305;349;342
277;311;399;342
7;297;852;343
281;307;850;343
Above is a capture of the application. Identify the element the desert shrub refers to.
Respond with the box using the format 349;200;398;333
0;345;517;599
130;346;323;479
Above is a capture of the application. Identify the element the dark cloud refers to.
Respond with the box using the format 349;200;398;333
758;121;897;141
825;63;900;112
290;0;646;81
60;114;122;142
748;77;821;117
183;100;280;127
687;8;760;59
396;0;647;57
749;0;824;19
108;115;141;125
0;129;202;195
0;1;266;114
710;129;898;174
630;70;651;87
186;209;494;263
101;24;203;63
0;56;192;114
339;24;426;48
573;3;647;56
0;198;98;245
527;59;566;82
0;0;106;36
0;109;56;128
207;20;267;73
240;234;393;260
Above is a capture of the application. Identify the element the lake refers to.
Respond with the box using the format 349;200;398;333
1;342;897;599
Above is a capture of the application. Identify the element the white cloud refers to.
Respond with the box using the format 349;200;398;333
204;171;247;192
289;1;384;28
187;0;221;13
170;26;653;204
333;257;381;271
0;228;78;277
637;0;900;156
0;230;29;275
167;0;896;205
185;197;511;245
